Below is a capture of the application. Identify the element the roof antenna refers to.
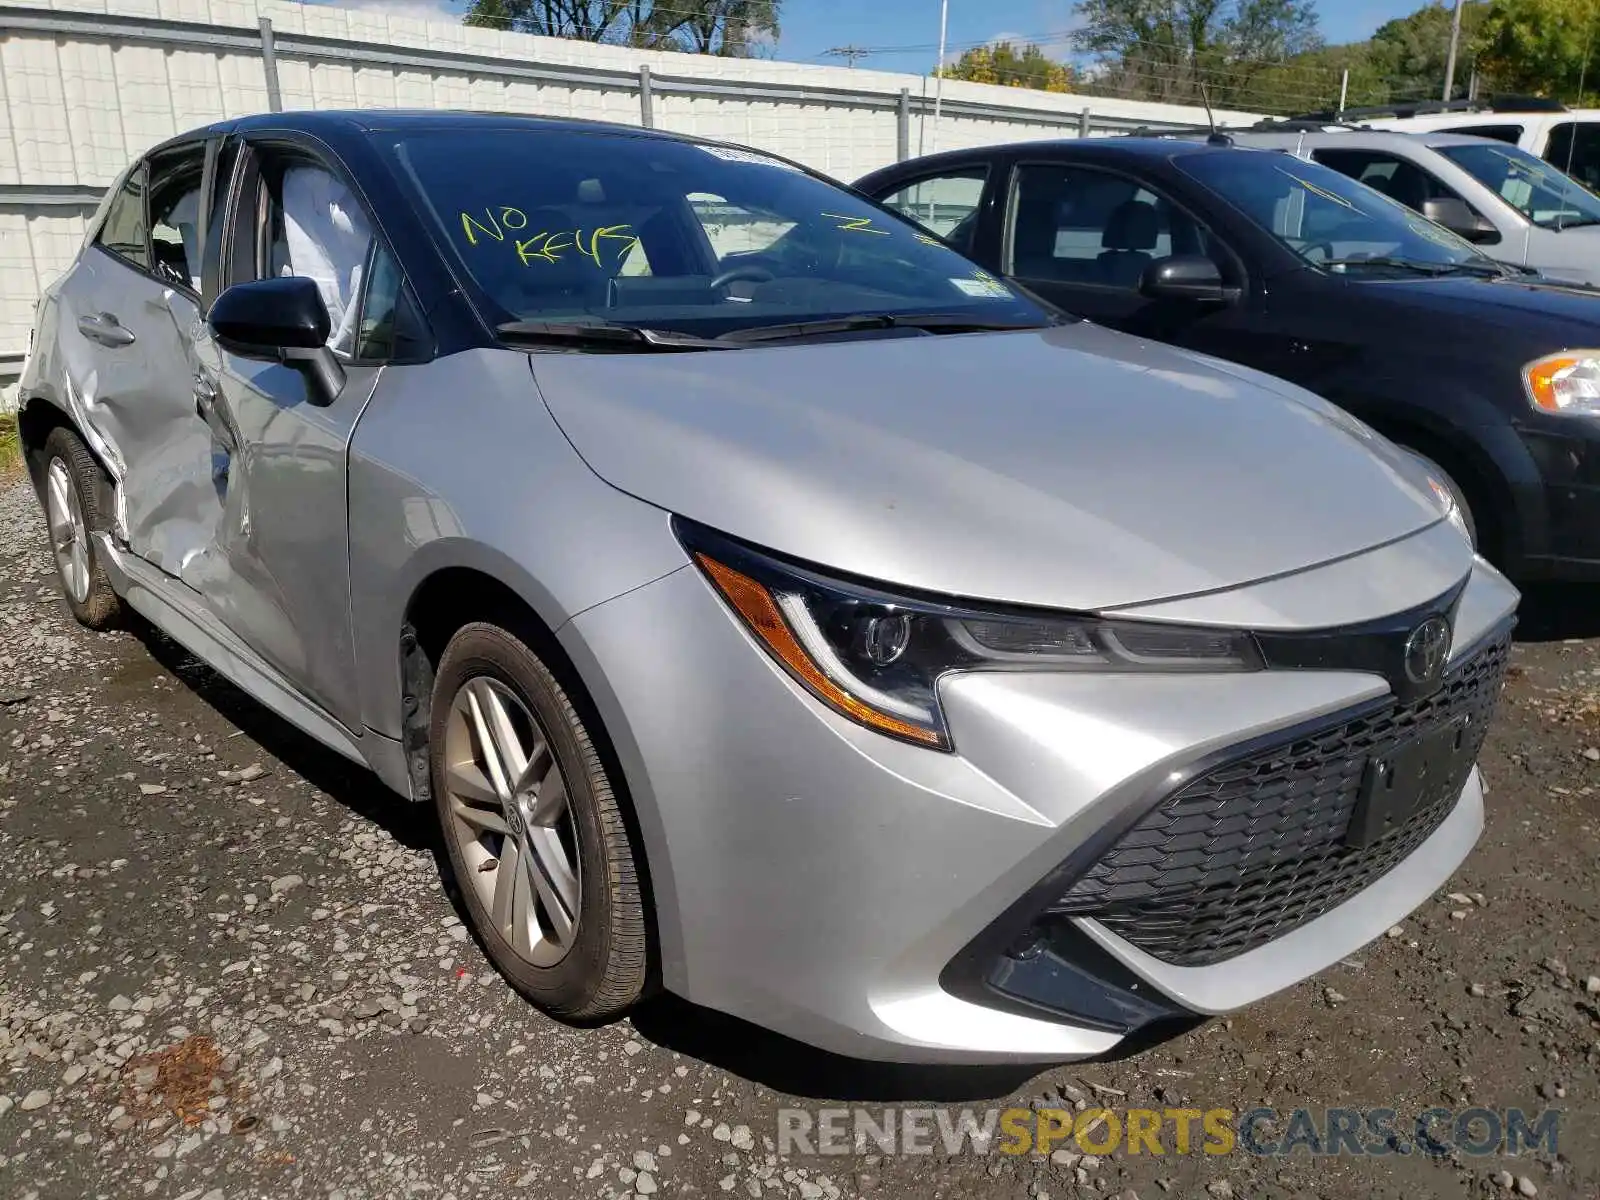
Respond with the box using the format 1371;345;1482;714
1201;83;1231;146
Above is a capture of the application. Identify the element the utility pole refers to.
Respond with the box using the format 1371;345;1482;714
1443;0;1465;101
931;0;949;152
824;45;872;68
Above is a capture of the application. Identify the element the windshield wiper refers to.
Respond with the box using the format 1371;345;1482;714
1322;257;1455;275
715;312;1050;346
1555;216;1600;230
496;320;733;351
1323;256;1508;278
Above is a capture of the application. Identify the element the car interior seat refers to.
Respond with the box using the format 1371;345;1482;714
1097;199;1160;287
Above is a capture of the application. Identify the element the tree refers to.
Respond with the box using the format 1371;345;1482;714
678;0;779;56
462;0;780;54
1367;0;1491;100
1071;0;1321;107
942;42;1074;92
1475;0;1600;101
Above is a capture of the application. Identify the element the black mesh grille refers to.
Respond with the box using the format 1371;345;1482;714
1050;627;1512;968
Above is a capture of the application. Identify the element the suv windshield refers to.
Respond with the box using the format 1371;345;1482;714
1434;141;1600;229
1176;149;1495;273
391;128;1050;339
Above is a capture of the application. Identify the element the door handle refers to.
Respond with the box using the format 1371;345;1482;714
77;312;136;348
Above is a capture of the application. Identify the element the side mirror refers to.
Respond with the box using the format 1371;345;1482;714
1139;255;1236;303
207;277;344;403
209;276;330;350
1421;197;1499;243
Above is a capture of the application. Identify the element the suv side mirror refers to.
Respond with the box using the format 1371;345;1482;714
1140;255;1237;303
208;277;344;403
1421;197;1499;243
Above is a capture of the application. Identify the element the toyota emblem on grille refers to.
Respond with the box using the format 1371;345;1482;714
1404;616;1452;686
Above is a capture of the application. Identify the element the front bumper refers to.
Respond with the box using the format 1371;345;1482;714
562;527;1518;1063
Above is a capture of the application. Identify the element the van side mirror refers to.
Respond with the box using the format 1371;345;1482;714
1140;255;1239;303
1421;197;1500;244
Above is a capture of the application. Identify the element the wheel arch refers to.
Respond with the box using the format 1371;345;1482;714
397;558;675;995
17;395;118;522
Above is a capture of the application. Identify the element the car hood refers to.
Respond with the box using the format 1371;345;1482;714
1347;270;1600;334
530;322;1448;612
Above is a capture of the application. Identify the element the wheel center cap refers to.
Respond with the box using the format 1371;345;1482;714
504;801;525;837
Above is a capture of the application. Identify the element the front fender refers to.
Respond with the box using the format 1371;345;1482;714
345;347;689;744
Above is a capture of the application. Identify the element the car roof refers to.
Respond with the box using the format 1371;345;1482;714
147;107;722;157
1371;109;1600;126
1226;128;1508;152
864;136;1281;177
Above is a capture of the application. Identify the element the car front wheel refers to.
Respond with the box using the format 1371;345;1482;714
429;621;649;1022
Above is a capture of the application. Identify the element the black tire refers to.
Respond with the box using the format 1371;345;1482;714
1405;448;1478;549
40;425;121;629
429;621;648;1022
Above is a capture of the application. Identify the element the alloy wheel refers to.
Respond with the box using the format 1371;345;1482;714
45;457;90;605
443;676;582;967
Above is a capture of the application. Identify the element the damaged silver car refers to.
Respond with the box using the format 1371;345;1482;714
18;111;1517;1063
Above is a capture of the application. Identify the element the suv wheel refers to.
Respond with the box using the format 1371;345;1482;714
429;621;649;1022
41;426;122;629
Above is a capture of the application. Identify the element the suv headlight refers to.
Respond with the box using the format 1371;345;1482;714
1524;351;1600;415
678;519;1263;750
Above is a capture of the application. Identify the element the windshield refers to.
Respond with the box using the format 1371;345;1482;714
1434;141;1600;229
1176;150;1494;272
391;128;1049;339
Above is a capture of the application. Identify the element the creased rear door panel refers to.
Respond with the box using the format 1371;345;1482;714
59;247;224;580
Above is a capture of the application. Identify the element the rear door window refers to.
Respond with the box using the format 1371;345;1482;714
148;147;206;292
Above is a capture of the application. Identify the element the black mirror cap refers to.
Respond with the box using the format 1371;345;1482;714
208;276;331;353
1140;254;1231;302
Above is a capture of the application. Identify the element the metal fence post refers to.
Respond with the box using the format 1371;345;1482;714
639;64;654;128
897;88;910;160
1078;109;1091;138
258;17;282;113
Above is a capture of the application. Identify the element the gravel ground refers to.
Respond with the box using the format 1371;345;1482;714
1;472;1598;1200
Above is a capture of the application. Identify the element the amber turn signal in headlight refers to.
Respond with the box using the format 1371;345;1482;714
693;553;945;748
1524;352;1600;415
678;519;1262;752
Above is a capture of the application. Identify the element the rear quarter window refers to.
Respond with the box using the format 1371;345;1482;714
97;164;151;269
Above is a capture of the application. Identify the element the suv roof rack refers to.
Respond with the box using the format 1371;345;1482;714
1245;117;1367;132
1286;95;1569;123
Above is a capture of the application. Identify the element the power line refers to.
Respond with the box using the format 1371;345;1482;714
823;45;872;68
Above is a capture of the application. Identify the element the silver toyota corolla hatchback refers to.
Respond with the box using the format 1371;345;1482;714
17;111;1517;1062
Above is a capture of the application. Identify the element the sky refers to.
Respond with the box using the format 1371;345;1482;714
313;0;1433;71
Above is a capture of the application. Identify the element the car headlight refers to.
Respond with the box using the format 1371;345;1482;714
677;519;1263;750
1424;476;1473;544
1524;351;1600;415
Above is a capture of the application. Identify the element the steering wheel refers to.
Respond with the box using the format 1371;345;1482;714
710;265;776;291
